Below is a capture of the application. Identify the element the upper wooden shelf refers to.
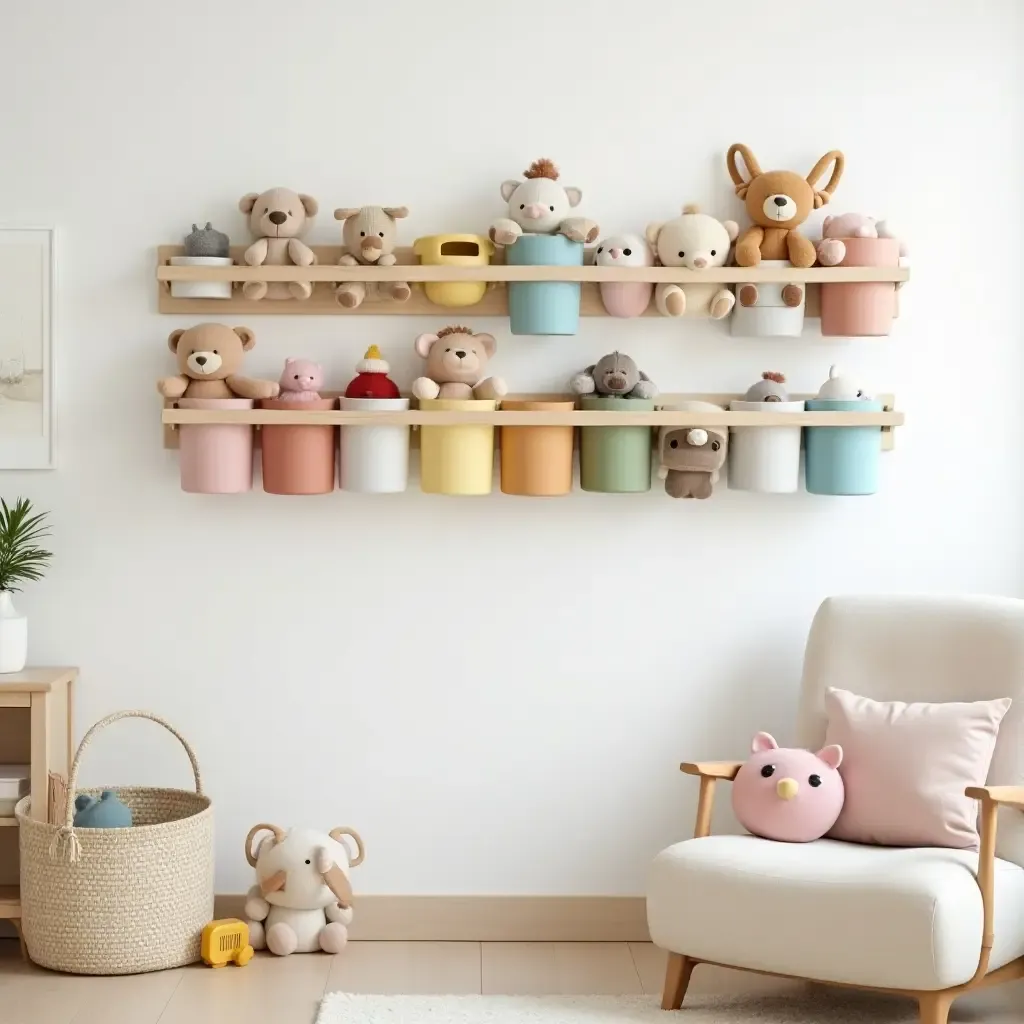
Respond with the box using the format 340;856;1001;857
0;667;77;693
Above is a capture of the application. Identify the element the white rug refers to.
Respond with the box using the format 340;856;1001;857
317;990;918;1022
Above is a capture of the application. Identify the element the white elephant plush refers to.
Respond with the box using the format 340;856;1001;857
243;822;365;956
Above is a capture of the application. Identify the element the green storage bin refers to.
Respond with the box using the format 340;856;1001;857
578;396;654;493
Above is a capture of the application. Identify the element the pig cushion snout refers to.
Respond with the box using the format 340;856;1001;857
731;731;845;843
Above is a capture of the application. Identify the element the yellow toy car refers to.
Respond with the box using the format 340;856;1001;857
201;918;255;967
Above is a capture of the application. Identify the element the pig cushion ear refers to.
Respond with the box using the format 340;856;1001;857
565;186;583;208
816;744;843;770
751;732;779;753
414;333;439;359
500;180;520;202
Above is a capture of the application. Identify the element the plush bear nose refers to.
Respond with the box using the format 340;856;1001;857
194;355;207;366
455;350;466;358
607;375;626;390
268;210;287;225
773;196;788;207
776;778;799;800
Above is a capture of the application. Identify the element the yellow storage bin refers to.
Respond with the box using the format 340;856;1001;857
419;399;496;495
413;234;494;307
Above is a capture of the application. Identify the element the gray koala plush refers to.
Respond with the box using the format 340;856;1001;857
570;351;657;399
184;222;230;258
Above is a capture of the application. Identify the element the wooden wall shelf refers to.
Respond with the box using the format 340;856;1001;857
156;246;908;318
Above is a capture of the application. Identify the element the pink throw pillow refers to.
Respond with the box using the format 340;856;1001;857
824;687;1011;849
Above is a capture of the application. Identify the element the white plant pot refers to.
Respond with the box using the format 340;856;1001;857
338;397;411;493
728;399;805;493
169;256;233;299
0;591;28;673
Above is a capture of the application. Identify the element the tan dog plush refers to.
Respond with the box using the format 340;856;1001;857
239;188;319;301
333;206;411;308
411;325;507;401
157;322;280;400
727;144;843;309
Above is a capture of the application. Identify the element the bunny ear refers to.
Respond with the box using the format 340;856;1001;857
751;731;778;753
726;144;761;200
816;744;843;769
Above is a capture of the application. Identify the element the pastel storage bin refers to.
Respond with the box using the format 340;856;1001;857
731;260;805;337
820;237;901;337
419;399;496;495
506;234;583;335
578;396;654;493
728;400;805;493
339;397;410;493
600;281;652;318
500;400;575;496
413;234;494;308
177;398;254;494
804;398;883;495
260;398;335;495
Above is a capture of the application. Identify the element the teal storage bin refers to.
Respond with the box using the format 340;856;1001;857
805;399;883;495
506;234;583;335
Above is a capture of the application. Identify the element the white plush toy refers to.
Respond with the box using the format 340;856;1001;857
645;205;739;319
244;822;365;956
817;364;870;401
594;234;654;317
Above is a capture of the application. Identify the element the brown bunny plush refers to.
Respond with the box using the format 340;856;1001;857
727;144;843;308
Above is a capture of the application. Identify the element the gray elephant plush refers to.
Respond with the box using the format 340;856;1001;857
570;351;657;399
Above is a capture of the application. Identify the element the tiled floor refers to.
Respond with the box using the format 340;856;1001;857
0;939;1021;1023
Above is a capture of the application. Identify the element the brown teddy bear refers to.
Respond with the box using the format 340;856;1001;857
239;188;319;301
726;144;843;308
333;206;411;309
411;326;506;401
157;322;280;400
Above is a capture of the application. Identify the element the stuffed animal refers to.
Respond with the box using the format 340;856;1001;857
743;371;789;402
345;345;401;400
817;364;869;401
238;188;319;301
731;732;845;843
73;790;132;828
489;159;599;246
816;213;908;267
570;352;657;400
594;234;653;317
244;822;365;956
333;206;411;308
157;323;280;401
411;325;507;401
277;359;324;402
184;222;230;258
646;205;738;319
657;426;727;499
727;144;844;310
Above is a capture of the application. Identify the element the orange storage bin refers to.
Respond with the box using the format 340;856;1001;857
500;400;575;496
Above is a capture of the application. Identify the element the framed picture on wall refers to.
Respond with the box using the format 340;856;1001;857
0;227;54;469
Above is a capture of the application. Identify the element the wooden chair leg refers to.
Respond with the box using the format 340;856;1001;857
917;991;953;1024
661;952;696;1010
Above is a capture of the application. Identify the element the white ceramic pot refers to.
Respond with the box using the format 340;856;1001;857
728;399;805;493
0;591;28;673
731;260;806;337
169;256;233;299
338;397;411;493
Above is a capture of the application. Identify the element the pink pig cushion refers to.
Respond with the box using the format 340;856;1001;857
731;732;845;843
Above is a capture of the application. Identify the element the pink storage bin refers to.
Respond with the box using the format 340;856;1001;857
599;281;652;317
820;237;901;337
177;398;254;494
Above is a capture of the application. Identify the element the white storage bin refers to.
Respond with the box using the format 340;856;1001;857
731;260;806;337
0;764;29;816
169;256;233;299
339;397;411;493
728;399;805;493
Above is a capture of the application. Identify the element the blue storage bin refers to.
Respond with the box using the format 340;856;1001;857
506;234;583;335
805;399;883;495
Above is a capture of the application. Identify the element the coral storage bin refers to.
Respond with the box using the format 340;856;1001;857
804;399;883;495
413;234;494;307
506;234;583;335
339;397;410;493
578;396;654;493
177;398;254;493
419;398;496;495
17;711;213;975
728;399;805;493
500;400;575;496
260;398;336;495
820;237;901;337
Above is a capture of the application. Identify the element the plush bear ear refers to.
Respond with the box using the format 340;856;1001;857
239;193;260;214
815;744;843;769
334;208;359;222
751;731;778;753
807;151;844;209
167;328;186;354
723;220;739;242
383;206;409;220
475;332;496;358
565;187;582;208
644;222;663;247
726;144;761;199
500;180;519;202
233;326;255;351
299;194;319;218
414;332;439;358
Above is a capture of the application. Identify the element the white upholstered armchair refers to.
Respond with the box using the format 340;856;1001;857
647;595;1024;1024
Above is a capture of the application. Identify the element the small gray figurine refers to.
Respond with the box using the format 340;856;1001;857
742;371;789;403
184;222;230;258
570;351;657;400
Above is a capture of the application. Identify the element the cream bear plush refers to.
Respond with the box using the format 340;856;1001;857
489;159;599;246
333;206;411;308
646;205;738;320
239;188;319;301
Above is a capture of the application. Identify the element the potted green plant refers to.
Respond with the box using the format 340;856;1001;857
0;498;52;673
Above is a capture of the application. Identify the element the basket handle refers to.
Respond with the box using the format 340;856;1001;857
63;710;204;830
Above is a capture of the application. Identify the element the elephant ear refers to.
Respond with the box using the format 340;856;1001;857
330;826;365;867
245;822;285;867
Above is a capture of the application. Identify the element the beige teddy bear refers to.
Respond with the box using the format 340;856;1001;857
333;206;411;309
411;326;507;401
239;188;319;301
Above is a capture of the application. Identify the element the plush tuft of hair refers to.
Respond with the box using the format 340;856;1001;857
436;325;474;339
682;203;701;215
762;371;786;383
523;158;559;181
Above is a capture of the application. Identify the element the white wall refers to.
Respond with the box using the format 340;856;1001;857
0;0;1020;895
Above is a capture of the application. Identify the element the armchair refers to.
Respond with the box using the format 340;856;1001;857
647;596;1024;1024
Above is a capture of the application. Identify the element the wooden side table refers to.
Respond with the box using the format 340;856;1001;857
0;666;77;958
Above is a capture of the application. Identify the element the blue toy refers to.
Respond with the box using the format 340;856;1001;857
73;790;133;828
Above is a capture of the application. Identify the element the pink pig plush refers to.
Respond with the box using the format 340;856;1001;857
278;358;324;401
731;732;845;843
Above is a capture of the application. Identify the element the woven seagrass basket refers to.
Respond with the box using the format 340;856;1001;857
16;710;214;975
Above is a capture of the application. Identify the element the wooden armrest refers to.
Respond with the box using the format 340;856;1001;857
680;761;743;781
966;785;1024;811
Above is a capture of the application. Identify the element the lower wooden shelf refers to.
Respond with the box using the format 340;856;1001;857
0;816;17;827
0;884;20;919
